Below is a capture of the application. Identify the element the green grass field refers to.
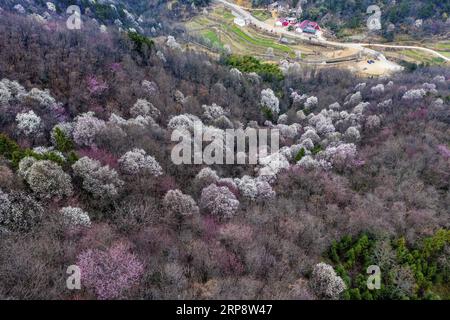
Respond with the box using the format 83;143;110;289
251;11;272;21
201;30;223;48
401;49;446;65
226;24;293;54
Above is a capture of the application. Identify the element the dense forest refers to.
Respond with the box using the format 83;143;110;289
0;3;449;300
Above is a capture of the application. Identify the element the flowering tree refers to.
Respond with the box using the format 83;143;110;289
320;143;358;169
260;88;280;116
304;96;318;110
344;126;361;142
118;148;163;176
23;88;56;108
371;84;385;95
200;184;239;218
235;175;275;201
73;112;106;147
230;68;243;80
329;102;341;110
0;81;12;105
76;243;144;299
141;80;158;96
300;129;320;143
167;114;200;132
16;110;41;136
354;83;366;91
87;76;108;95
130;99;160;119
0;190;44;232
166;36;182;50
72;156;124;198
163;189;199;217
310;262;346;299
347;91;362;106
202;103;226;121
365;115;381;130
297;155;331;170
18;158;73;199
60;206;91;227
0;189;12;227
156;51;166;62
402;88;426;100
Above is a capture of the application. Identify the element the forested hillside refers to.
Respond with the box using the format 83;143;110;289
0;2;448;300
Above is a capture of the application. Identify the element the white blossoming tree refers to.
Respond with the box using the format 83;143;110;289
72;157;124;198
163;189;199;217
200;183;239;218
18;158;73;200
402;88;426;100
60;206;91;227
310;262;346;299
166;36;182;50
73;112;106;147
344;126;361;142
304;96;318;110
0;190;44;232
260;88;280;116
23;88;56;108
16;110;41;136
118;148;163;176
167;114;200;132
202;103;226;121
235;175;275;201
130;99;160;119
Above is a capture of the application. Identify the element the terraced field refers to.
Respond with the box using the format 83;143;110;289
186;6;327;61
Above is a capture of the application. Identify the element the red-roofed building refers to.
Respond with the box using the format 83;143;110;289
297;20;321;34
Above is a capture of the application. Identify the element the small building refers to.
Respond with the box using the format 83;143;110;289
276;18;290;27
297;20;321;34
234;17;246;27
286;17;297;25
